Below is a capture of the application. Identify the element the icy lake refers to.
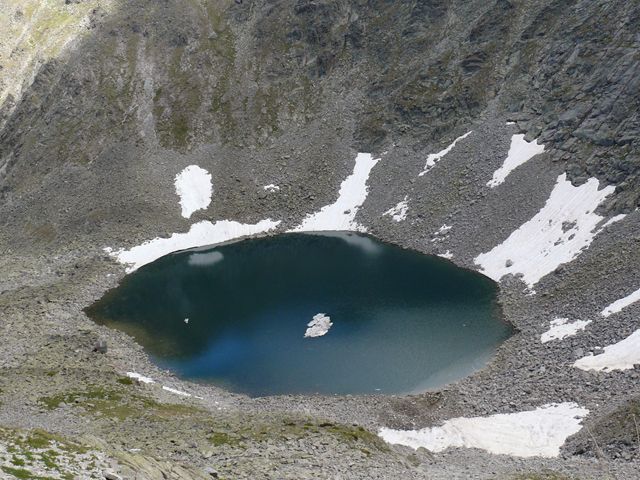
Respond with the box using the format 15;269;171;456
87;232;512;396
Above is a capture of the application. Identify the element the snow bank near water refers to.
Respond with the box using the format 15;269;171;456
475;174;619;288
291;153;380;232
110;219;280;272
487;135;545;188
575;329;640;371
175;165;213;218
419;132;472;176
379;403;588;458
304;313;333;338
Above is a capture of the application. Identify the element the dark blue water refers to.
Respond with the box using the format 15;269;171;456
87;232;511;396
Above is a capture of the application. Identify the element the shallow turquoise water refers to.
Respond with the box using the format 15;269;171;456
87;232;512;396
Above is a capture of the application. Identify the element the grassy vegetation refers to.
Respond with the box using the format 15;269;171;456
206;417;389;452
0;427;98;479
38;385;204;422
511;472;577;480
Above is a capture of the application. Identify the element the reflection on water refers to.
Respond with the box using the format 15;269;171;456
87;232;512;396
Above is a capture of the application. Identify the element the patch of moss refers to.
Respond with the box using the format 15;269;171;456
208;431;241;447
205;416;388;453
511;473;576;480
1;465;55;480
38;386;204;422
116;376;134;386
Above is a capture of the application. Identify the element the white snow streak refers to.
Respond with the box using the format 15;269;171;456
540;318;591;343
175;165;213;218
438;251;454;260
601;214;626;229
379;403;588;458
487;135;545;188
419;132;472;176
304;313;333;338
474;174;616;288
110;219;280;272
383;197;409;222
574;329;640;371
291;153;380;232
126;372;155;384
162;386;192;397
601;287;640;317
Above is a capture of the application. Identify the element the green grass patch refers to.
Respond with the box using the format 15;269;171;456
38;386;204;422
205;417;388;452
1;465;56;480
511;472;576;480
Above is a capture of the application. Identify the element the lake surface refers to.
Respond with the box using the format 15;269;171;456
88;232;512;396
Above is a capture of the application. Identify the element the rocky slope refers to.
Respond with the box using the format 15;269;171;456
1;0;640;478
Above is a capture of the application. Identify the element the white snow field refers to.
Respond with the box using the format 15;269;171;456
304;313;333;338
475;174;619;288
379;403;589;458
540;318;591;343
383;196;409;222
574;329;640;371
601;287;640;317
418;131;472;176
110;219;280;272
487;135;545;188
174;165;213;218
292;153;380;232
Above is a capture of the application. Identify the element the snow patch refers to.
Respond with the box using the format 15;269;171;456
263;184;280;192
304;313;333;338
540;318;591;343
175;165;213;218
487;135;545;188
383;197;409;222
437;224;452;234
600;214;626;229
601;287;640;317
110;219;280;272
438;251;454;260
126;372;155;384
291;153;380;232
162;386;192;397
474;174;616;288
419;131;472;176
574;329;640;371
379;403;588;458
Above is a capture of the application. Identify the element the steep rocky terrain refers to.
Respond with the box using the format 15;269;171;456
1;0;640;478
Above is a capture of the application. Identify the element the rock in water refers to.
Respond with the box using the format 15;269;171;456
304;313;333;338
